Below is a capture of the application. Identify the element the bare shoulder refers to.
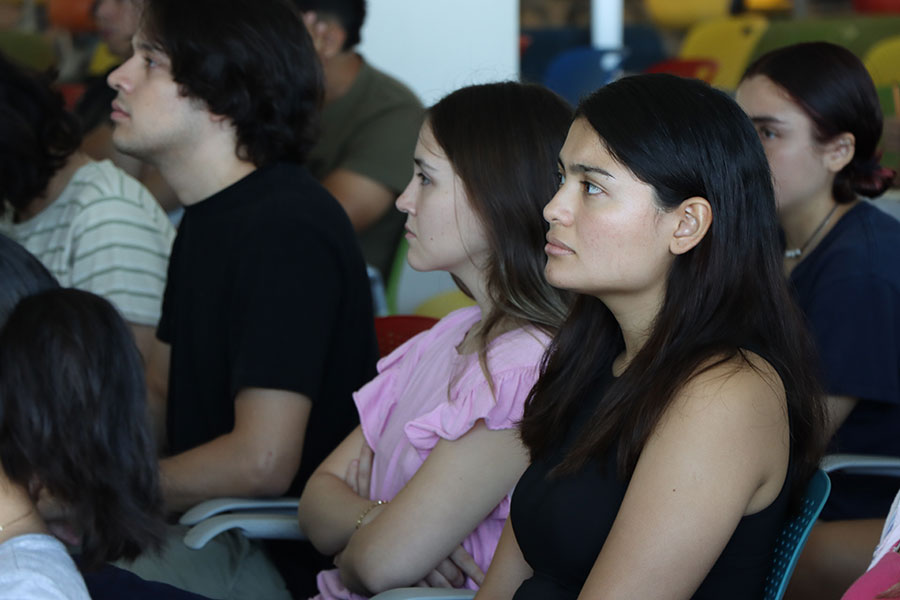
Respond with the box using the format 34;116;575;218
666;351;787;430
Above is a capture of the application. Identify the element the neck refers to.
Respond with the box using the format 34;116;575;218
17;152;91;222
603;287;664;377
321;51;362;105
155;136;257;206
0;473;45;544
781;194;856;273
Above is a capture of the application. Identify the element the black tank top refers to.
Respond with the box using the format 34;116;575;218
511;367;792;599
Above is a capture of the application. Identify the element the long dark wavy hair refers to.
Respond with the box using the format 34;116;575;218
0;289;165;569
742;42;895;202
519;74;827;504
0;52;82;216
427;82;573;364
140;0;323;167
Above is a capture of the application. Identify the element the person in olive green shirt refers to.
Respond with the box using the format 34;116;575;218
294;0;423;282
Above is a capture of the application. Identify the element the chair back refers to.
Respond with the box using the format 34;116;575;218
646;58;719;83
864;35;900;87
678;14;769;90
375;315;438;358
763;469;831;600
543;46;624;107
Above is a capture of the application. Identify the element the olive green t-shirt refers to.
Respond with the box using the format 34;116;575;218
307;57;424;281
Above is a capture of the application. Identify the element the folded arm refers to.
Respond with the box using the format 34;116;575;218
300;419;529;596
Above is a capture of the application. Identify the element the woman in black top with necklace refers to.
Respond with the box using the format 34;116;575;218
474;74;827;599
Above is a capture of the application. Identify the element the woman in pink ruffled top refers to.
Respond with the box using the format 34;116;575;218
842;490;900;599
297;82;573;600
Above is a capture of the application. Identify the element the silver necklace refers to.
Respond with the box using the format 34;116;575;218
784;204;839;259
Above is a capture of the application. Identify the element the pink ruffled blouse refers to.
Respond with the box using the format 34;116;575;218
314;306;551;600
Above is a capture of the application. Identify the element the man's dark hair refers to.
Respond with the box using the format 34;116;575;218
292;0;366;49
0;52;82;216
0;288;165;569
141;0;324;167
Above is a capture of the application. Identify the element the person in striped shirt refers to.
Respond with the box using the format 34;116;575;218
0;51;175;360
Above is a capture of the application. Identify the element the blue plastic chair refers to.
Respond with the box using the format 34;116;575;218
542;46;624;107
763;469;832;600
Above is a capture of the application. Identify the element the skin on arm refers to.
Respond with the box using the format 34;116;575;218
320;168;397;232
301;418;529;596
130;323;158;366
159;387;310;513
338;420;529;595
298;425;377;556
473;518;534;600
576;356;790;600
144;336;170;450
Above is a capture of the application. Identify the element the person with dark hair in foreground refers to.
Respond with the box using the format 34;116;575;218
0;288;165;599
292;0;423;282
298;81;572;599
737;41;900;600
474;74;827;599
0;51;175;362
108;0;378;598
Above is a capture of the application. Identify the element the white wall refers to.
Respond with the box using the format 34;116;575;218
358;0;520;107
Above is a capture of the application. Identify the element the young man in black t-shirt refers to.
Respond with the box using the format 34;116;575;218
104;0;378;597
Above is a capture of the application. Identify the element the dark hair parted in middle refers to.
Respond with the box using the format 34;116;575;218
0;52;82;216
0;288;164;569
742;41;894;202
520;74;826;504
291;0;366;49
139;0;323;167
428;81;573;345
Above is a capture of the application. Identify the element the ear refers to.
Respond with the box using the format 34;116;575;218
669;196;712;255
822;132;855;173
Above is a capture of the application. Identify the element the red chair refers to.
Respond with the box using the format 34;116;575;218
646;58;718;83
374;315;438;358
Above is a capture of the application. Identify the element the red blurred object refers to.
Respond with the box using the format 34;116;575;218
374;315;438;358
646;58;719;83
854;0;900;12
47;0;96;33
56;83;86;111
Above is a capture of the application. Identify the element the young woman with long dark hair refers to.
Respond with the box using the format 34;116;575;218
737;41;900;600
297;81;572;599
475;73;827;599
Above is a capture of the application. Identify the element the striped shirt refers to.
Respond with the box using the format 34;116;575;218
0;160;176;326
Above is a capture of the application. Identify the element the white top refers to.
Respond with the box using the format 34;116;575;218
0;160;175;326
0;534;90;600
871;489;900;569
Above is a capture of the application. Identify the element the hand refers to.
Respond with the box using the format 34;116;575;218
414;545;485;589
344;442;374;500
877;582;900;598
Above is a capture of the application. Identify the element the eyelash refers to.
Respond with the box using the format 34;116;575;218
416;172;431;186
758;127;776;140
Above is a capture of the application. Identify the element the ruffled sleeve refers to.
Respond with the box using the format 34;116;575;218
354;307;483;449
403;366;540;454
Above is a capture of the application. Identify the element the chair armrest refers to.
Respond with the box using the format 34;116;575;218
821;454;900;477
182;513;304;549
370;589;476;600
179;497;300;525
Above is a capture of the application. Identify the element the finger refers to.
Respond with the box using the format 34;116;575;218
357;444;374;500
424;569;452;589
449;544;485;585
876;583;900;599
344;459;359;494
434;556;466;588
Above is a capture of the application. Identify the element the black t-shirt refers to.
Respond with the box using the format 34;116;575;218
157;161;378;495
511;366;791;599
